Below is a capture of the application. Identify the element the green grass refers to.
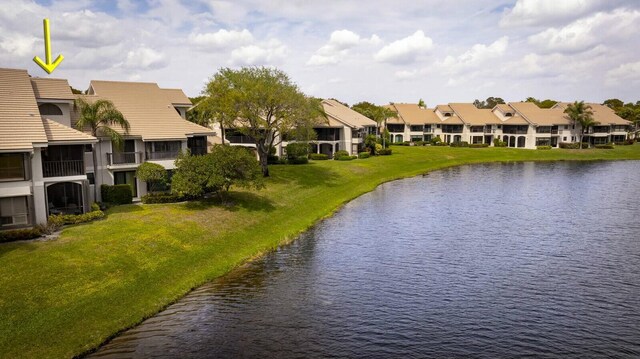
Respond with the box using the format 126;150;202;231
1;145;639;358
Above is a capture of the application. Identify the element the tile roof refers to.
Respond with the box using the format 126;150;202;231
162;88;192;106
42;118;97;144
554;102;630;126
0;68;48;151
449;103;501;125
387;103;441;125
508;102;571;126
322;99;377;128
86;80;215;141
30;77;75;101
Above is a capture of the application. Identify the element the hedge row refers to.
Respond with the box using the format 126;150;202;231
537;145;552;150
101;184;133;205
309;153;329;160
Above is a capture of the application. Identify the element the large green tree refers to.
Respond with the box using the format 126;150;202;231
202;67;323;177
564;101;598;148
473;97;505;109
74;98;130;201
525;97;558;109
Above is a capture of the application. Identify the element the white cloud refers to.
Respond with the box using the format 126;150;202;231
395;69;418;80
374;30;433;64
122;46;167;70
188;29;254;50
606;61;640;86
230;39;287;65
439;36;508;75
306;30;379;66
0;33;37;57
500;0;609;27
528;9;640;54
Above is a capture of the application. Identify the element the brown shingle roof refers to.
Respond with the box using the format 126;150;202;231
42;118;97;144
0;68;47;151
509;102;571;126
449;103;501;125
30;78;75;101
87;80;214;141
162;88;192;106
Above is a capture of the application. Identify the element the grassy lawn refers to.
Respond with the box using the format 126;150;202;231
1;145;639;358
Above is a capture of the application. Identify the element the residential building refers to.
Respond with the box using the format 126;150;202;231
1;68;97;229
552;103;631;145
77;80;217;201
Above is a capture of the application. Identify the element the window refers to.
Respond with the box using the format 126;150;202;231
38;103;63;116
444;113;452;117
0;153;27;181
563;137;567;141
84;144;93;152
504;113;513;117
564;125;568;130
0;196;29;227
114;171;137;197
87;172;95;185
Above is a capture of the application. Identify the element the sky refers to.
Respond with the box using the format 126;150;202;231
1;0;639;107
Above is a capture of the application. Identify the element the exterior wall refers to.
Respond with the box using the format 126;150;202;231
31;148;47;225
37;101;73;127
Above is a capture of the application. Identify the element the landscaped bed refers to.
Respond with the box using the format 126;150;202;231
0;144;639;358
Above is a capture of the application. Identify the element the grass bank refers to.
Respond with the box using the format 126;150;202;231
1;145;639;358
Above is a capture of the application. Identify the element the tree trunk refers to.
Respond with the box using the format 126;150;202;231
220;122;226;145
257;147;270;177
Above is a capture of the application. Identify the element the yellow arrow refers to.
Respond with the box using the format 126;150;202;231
33;18;64;74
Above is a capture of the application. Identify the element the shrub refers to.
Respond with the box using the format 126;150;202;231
559;142;589;149
90;202;101;212
537;145;552;150
334;150;349;159
469;143;490;148
378;148;393;155
413;140;426;146
493;138;507;147
450;141;469;147
141;192;187;204
309;153;329;160
101;184;133;205
430;136;442;145
595;144;614;149
358;152;370;159
136;162;167;192
613;139;635;145
0;228;42;243
433;142;449;146
375;144;382;154
287;156;309;164
336;155;357;161
285;142;310;160
267;154;282;165
49;210;105;226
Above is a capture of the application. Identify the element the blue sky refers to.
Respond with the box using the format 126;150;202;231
2;0;639;106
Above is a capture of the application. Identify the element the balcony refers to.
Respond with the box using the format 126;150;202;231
42;160;84;177
226;135;255;144
107;152;143;166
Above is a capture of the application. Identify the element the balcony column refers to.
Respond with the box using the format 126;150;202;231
31;148;47;225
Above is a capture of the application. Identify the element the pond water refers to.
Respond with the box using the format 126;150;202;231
91;161;640;358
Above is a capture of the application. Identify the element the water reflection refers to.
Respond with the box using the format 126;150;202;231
91;161;640;358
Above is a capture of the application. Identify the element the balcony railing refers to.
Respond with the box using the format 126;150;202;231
107;152;143;166
42;160;84;177
146;151;180;160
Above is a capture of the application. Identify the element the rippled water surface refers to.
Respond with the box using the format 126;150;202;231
92;161;640;358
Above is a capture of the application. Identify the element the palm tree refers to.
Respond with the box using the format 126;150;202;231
564;101;598;149
74;97;130;201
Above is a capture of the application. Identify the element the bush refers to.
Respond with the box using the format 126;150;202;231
375;144;382;154
469;143;489;148
136;162;167;193
433;142;449;146
430;136;442;145
450;141;469;147
537;145;552;150
101;184;133;205
0;228;42;243
267;154;282;165
559;142;589;149
493;139;507;147
336;155;357;161
285;142;310;160
613;139;635;145
90;202;101;212
334;150;349;159
378;148;393;155
358;152;370;159
413;140;426;146
287;156;309;164
141;192;187;204
309;153;329;160
49;210;105;226
595;144;614;149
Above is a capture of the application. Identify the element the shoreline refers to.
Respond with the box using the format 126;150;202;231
1;145;639;358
